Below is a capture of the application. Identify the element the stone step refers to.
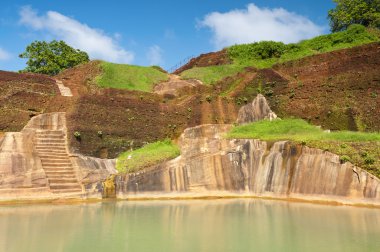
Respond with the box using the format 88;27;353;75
35;139;66;144
36;147;67;151
43;166;73;170
43;166;73;171
36;150;67;154
35;134;64;139
38;153;68;157
45;172;76;177
48;178;78;184
36;130;64;133
41;160;72;165
39;156;69;160
44;167;74;172
51;188;82;194
35;143;66;146
47;174;77;179
49;183;81;190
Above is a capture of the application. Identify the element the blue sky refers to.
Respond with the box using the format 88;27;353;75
0;1;335;71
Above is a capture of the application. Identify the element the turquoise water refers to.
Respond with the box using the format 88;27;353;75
0;199;379;252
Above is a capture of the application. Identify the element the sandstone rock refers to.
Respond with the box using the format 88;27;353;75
237;94;277;124
0;113;116;197
116;124;380;206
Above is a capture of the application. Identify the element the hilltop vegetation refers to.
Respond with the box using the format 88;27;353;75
228;119;380;177
19;40;89;75
180;25;379;84
95;62;169;92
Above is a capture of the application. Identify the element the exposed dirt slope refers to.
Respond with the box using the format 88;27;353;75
214;43;380;131
173;49;231;74
0;71;64;131
54;62;238;158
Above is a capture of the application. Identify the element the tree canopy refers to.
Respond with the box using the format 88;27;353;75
328;0;380;32
19;40;89;75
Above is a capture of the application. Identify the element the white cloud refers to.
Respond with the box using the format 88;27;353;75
146;45;163;66
19;6;134;63
200;4;324;49
0;47;11;61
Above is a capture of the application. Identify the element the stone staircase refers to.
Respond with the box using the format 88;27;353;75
56;80;73;97
34;130;82;194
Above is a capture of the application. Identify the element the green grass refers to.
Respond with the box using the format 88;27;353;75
227;118;380;178
96;61;169;92
227;119;380;142
180;25;379;85
116;139;180;173
180;64;246;85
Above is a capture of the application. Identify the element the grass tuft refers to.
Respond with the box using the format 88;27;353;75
116;139;180;173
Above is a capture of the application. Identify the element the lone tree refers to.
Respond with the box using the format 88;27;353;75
328;0;380;32
19;40;89;75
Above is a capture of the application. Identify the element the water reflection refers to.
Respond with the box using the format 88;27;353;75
0;200;379;252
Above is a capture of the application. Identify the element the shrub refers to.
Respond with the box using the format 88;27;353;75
74;131;81;139
340;155;351;163
228;41;287;63
206;95;212;103
364;156;375;165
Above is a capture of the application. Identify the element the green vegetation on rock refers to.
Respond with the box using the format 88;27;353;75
19;40;89;75
96;62;169;92
227;118;380;142
116;139;180;173
227;119;380;178
180;25;379;85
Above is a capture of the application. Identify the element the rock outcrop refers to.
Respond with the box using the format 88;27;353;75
116;124;380;206
237;94;277;124
0;113;116;198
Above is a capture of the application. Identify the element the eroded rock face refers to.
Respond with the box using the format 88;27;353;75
116;124;380;205
237;94;277;124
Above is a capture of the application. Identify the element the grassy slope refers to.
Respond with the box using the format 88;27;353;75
116;139;180;173
96;62;169;92
180;25;379;85
181;65;246;85
227;119;380;178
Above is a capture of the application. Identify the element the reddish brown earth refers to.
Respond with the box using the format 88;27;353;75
173;49;231;74
1;43;379;158
0;70;65;131
53;62;238;158
213;43;380;131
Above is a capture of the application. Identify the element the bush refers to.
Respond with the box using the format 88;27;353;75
228;41;287;63
364;156;375;165
74;131;81;140
340;155;351;163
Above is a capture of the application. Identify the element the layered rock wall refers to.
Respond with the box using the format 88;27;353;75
116;124;380;205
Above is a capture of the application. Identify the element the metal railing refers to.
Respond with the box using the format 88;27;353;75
167;55;195;73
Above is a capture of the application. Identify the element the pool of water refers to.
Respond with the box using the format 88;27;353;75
0;199;379;252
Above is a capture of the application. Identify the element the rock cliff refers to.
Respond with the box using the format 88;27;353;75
116;124;380;206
